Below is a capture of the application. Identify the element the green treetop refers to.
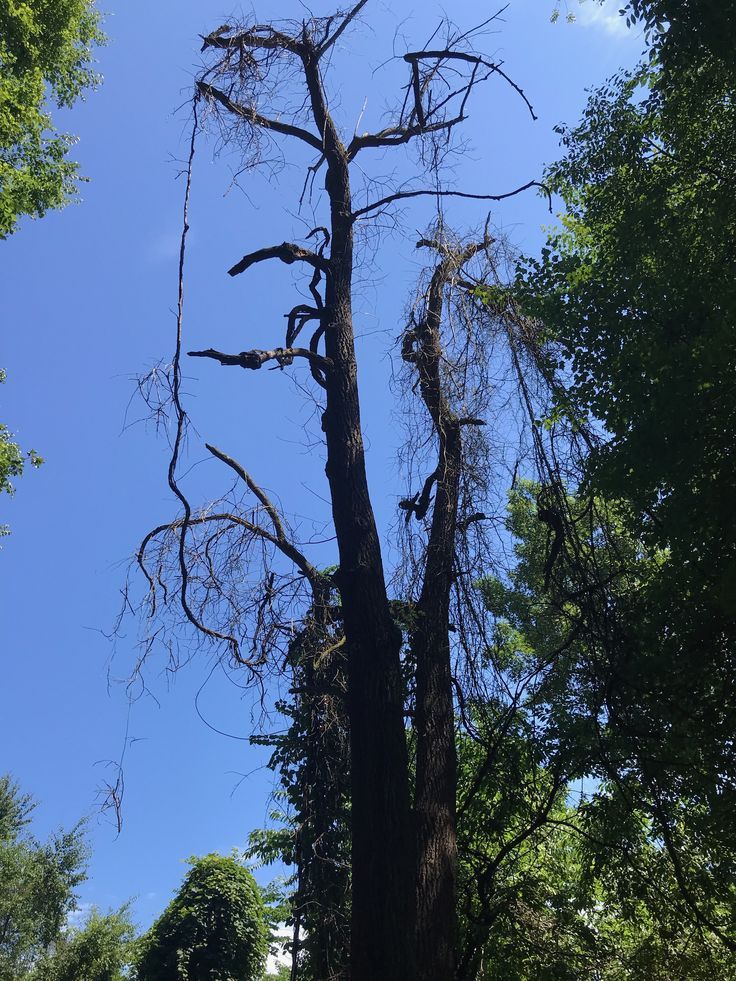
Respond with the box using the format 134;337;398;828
0;0;104;238
133;854;269;981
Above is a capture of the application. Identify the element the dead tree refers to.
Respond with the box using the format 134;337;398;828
400;233;491;981
133;6;542;979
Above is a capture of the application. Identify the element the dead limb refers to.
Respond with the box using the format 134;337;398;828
228;241;329;278
188;346;332;374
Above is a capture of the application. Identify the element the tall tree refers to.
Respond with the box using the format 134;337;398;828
131;7;543;979
515;15;736;948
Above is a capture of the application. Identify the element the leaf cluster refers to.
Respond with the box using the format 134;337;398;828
0;0;104;237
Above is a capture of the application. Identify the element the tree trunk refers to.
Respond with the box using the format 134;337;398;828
302;46;416;981
409;244;481;980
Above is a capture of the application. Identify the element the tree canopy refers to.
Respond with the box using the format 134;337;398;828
512;3;736;962
0;0;103;238
133;854;269;981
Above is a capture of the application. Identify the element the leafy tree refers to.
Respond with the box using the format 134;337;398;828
30;908;135;981
518;56;736;573
458;486;736;977
610;0;736;70
133;854;269;981
0;0;104;238
0;776;88;980
514;9;736;949
1;0;102;532
0;775;133;980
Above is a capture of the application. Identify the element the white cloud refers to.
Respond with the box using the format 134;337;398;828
576;0;630;38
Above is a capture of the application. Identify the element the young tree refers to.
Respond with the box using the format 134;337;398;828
0;779;87;981
132;7;543;979
133;854;268;981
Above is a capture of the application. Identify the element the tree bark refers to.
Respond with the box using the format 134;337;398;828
301;44;416;981
409;244;482;981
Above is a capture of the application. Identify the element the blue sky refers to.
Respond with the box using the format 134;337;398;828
0;0;639;931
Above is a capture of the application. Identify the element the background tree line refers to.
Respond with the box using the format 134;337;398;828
0;774;286;980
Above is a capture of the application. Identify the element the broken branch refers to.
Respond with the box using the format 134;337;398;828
188;346;332;373
228;241;329;278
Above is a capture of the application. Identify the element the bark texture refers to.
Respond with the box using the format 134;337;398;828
406;243;483;981
300;41;416;981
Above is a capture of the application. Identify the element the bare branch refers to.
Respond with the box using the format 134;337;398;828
403;50;537;120
142;508;320;590
196;81;323;151
204;444;321;584
228;241;329;278
353;181;549;220
205;447;285;541
188;346;333;373
286;304;322;347
201;24;302;55
316;0;370;56
348;114;467;157
399;468;438;524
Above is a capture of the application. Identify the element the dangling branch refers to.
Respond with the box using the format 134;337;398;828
161;93;246;659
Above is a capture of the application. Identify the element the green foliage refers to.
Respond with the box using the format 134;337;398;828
518;58;736;576
0;776;89;981
133;854;269;981
460;487;736;977
0;0;104;238
30;908;136;981
247;597;351;981
1;371;43;534
514;33;736;944
265;967;291;981
0;775;35;839
612;0;736;71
